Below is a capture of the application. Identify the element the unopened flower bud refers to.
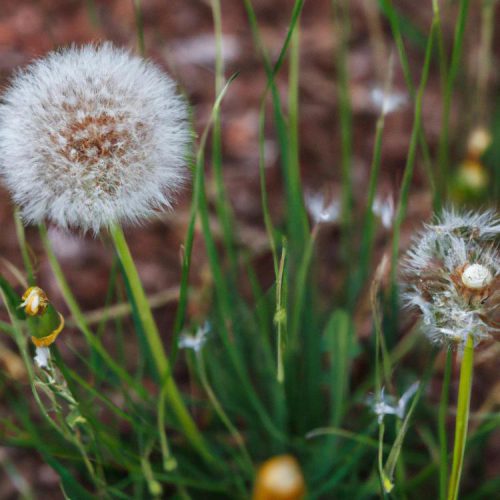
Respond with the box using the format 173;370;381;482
252;455;305;500
467;127;492;159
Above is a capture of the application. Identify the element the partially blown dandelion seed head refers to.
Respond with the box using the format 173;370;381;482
0;43;190;233
402;209;499;349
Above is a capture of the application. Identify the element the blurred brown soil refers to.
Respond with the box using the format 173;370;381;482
0;1;499;498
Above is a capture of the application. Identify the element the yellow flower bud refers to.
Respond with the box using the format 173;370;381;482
252;455;306;500
467;126;492;159
456;159;488;191
20;287;49;316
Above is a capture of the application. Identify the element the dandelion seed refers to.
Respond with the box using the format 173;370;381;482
429;208;500;239
402;209;499;349
0;43;189;233
372;195;394;229
370;87;408;116
304;191;340;225
368;382;420;424
34;346;50;369
178;322;210;352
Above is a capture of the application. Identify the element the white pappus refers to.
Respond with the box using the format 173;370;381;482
402;209;499;349
0;43;190;233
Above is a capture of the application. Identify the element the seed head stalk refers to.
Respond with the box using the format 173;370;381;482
447;333;474;500
109;224;213;463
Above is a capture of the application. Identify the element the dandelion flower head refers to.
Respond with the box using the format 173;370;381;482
402;208;499;349
0;43;189;233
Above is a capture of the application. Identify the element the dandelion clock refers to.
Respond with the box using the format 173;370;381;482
0;43;189;233
402;208;499;500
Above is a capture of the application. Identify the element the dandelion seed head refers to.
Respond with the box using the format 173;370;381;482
0;43;190;233
402;208;499;349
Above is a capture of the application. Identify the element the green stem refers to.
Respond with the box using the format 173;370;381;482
210;0;238;277
132;0;145;56
275;243;287;383
383;0;436;205
436;0;470;200
389;19;435;335
196;350;254;475
14;209;35;286
439;348;453;500
333;0;353;265
447;334;474;500
109;224;213;463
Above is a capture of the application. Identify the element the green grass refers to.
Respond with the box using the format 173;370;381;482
0;1;498;499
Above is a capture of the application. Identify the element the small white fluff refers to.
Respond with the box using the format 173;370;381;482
178;322;210;353
34;346;51;369
372;194;394;229
0;43;190;233
367;382;420;424
304;191;340;225
402;209;499;349
370;87;408;116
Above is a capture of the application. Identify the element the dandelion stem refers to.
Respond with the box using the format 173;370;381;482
132;0;145;56
439;348;453;500
275;243;287;383
39;224;148;399
109;224;213;463
14;209;35;286
436;0;470;200
333;0;354;266
447;334;474;500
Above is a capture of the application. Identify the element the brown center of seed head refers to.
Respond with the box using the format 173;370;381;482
43;100;148;198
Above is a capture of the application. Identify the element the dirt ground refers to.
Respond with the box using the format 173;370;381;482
0;1;499;498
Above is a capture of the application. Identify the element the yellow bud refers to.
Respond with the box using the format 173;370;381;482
456;160;488;190
467;126;492;159
20;287;49;316
252;455;306;500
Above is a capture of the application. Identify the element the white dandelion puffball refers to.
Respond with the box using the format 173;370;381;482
0;43;190;233
402;209;499;349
